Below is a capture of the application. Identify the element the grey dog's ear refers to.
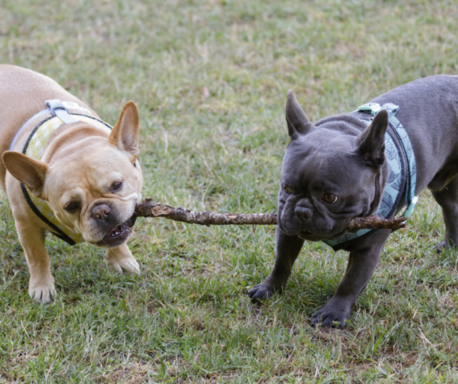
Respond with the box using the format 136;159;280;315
356;109;389;167
285;90;314;138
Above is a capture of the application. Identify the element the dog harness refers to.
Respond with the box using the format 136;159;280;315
323;103;418;249
11;100;113;245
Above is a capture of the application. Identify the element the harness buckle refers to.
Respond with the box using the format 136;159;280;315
45;99;77;124
357;102;381;114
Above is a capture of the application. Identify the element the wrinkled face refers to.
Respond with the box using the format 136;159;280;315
278;132;379;241
44;142;142;247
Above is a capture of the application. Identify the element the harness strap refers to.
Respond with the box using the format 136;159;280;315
10;100;93;150
359;103;418;217
323;103;417;249
12;100;112;245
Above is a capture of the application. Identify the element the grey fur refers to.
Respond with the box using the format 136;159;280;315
248;75;458;327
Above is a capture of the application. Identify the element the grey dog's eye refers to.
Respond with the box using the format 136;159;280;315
64;201;80;213
111;181;123;192
323;193;338;203
282;184;292;194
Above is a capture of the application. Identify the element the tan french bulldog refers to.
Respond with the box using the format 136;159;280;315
0;65;143;303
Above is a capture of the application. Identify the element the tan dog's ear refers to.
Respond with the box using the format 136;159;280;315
109;101;140;161
2;151;49;198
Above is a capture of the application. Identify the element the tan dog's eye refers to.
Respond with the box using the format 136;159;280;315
323;194;338;203
111;181;123;192
64;201;80;213
282;184;293;194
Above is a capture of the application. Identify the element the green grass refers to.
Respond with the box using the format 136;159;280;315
1;0;458;382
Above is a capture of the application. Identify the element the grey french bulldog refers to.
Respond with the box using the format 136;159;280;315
248;75;458;327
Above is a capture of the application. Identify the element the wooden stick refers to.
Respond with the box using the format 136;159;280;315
134;199;407;232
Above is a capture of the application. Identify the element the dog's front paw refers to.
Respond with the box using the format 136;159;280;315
29;274;56;304
311;299;351;328
105;246;140;275
248;282;282;304
106;255;140;275
436;241;456;254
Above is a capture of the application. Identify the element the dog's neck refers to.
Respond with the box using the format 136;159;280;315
41;122;109;164
315;113;369;136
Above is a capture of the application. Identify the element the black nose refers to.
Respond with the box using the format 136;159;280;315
295;206;312;223
92;204;110;221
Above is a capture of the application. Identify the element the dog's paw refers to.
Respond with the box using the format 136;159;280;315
436;241;456;254
248;282;281;304
311;302;351;329
29;275;56;304
106;252;141;275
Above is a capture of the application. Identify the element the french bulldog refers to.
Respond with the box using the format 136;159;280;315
0;65;143;303
249;75;458;327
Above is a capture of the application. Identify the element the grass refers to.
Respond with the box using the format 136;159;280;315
1;0;458;382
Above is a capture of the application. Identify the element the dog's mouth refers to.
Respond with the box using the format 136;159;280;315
298;230;328;241
95;215;138;247
298;228;348;241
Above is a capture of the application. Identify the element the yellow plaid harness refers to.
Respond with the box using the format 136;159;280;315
12;100;113;245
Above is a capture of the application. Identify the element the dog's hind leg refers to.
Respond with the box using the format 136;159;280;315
432;176;458;253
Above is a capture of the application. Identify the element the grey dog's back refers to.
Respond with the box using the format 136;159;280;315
373;75;458;115
316;75;458;194
373;75;458;193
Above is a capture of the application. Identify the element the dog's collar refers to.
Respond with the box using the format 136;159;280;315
14;100;113;245
324;102;418;249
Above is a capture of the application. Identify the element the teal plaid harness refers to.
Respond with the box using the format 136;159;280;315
323;103;418;249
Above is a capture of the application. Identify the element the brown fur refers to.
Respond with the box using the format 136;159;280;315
0;65;143;303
